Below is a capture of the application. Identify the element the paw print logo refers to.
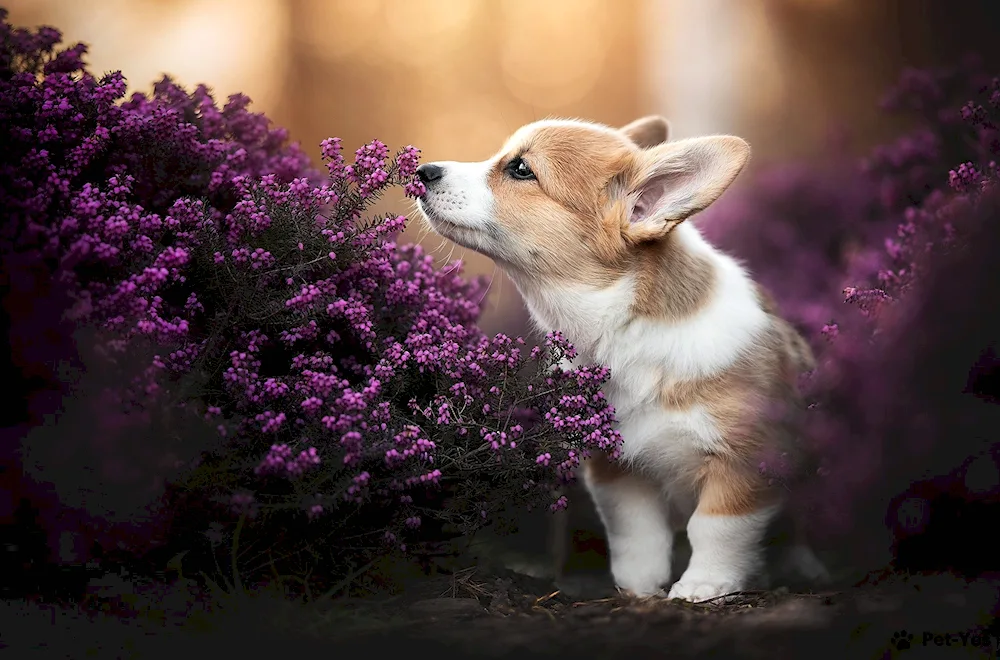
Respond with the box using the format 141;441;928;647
891;630;914;651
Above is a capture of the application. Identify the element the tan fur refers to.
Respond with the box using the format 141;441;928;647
776;319;816;373
754;282;816;373
696;455;780;516
631;232;717;320
620;115;671;149
583;449;629;485
651;314;804;516
486;124;635;286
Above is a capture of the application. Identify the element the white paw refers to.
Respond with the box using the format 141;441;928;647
611;563;671;598
667;573;745;602
617;585;667;599
616;584;667;598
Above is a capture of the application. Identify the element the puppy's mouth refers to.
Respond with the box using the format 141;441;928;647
417;198;477;233
416;198;502;259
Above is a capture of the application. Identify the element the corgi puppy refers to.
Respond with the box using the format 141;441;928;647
414;116;823;601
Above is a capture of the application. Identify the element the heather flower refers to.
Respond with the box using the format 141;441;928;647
2;11;621;580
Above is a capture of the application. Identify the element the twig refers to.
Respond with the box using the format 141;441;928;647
689;589;768;605
315;557;380;603
572;597;615;607
230;512;246;594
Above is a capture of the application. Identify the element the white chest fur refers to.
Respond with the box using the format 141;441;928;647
513;224;769;482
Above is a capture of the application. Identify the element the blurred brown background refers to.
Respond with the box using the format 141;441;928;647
8;0;1000;337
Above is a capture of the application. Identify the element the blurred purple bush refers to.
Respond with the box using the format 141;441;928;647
0;10;620;580
701;56;1000;574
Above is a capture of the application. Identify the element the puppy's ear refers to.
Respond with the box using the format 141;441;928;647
617;135;750;243
620;115;671;149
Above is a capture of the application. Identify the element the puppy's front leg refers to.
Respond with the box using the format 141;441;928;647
582;454;672;597
668;458;780;602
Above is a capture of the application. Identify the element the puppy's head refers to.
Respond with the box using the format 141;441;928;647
415;115;749;284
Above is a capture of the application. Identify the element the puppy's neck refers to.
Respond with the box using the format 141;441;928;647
506;223;731;357
628;223;718;321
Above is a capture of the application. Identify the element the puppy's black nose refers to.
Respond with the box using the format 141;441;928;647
416;163;444;184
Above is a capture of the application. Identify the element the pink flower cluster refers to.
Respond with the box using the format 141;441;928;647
254;443;321;477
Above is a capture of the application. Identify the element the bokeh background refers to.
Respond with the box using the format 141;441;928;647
8;0;1000;338
5;1;1000;590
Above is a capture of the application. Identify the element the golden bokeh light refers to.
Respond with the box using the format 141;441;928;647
300;0;382;62
499;0;610;109
418;95;518;161
734;2;787;120
8;0;288;105
382;0;476;66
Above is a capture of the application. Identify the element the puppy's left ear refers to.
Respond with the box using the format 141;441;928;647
620;115;671;148
618;135;750;243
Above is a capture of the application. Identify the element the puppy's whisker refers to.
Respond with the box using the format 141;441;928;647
477;262;497;306
413;217;431;242
494;264;504;312
442;242;458;270
430;237;449;258
405;199;437;248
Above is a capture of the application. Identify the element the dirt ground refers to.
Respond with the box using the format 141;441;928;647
1;488;997;659
2;565;998;660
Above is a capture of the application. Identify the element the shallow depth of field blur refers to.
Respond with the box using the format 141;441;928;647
9;0;999;338
5;0;1000;616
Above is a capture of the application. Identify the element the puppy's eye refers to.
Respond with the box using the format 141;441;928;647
506;157;536;181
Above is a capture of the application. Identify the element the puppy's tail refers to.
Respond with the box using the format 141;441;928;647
782;321;816;374
755;283;816;374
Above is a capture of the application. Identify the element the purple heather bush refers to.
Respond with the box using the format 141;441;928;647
701;57;1000;573
703;55;998;344
798;63;1000;563
1;10;620;579
699;148;884;335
